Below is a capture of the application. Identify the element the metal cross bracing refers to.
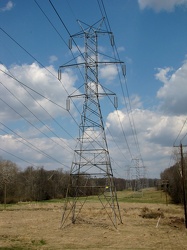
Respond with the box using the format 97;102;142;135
58;18;124;228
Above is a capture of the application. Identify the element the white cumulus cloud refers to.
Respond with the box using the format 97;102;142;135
106;108;187;177
99;64;118;81
0;62;80;170
155;59;187;115
0;62;78;122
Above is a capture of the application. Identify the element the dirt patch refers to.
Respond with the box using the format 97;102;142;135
140;206;164;219
0;202;187;249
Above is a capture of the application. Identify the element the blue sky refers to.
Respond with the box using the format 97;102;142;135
0;0;187;178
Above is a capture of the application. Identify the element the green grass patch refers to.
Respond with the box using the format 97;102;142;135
0;188;171;209
117;188;171;204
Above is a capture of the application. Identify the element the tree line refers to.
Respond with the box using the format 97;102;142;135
0;160;70;204
0;158;158;204
160;156;187;204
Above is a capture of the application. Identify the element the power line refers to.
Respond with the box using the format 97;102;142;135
0;26;81;118
46;2;125;159
180;131;187;143
0;3;102;172
34;0;84;81
97;0;144;162
5;66;74;140
97;0;147;184
49;0;71;37
1;1;143;177
0;27;48;73
0;12;100;138
48;0;86;64
55;0;134;171
106;126;130;163
34;0;68;47
0;64;84;140
0;63;114;172
173;117;187;145
0;123;69;168
0;79;74;153
0;147;37;167
55;0;134;168
34;0;87;125
97;2;134;155
0;92;71;153
0;67;66;110
0;86;111;173
65;0;77;20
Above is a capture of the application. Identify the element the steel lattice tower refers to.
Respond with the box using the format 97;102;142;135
59;19;123;228
130;158;147;192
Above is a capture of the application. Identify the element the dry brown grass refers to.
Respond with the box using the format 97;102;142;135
0;196;187;249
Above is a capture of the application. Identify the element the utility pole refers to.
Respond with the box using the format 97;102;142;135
59;18;124;228
180;143;187;228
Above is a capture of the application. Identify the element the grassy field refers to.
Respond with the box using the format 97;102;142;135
0;188;186;249
117;188;171;204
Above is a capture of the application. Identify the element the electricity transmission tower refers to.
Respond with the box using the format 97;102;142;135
131;158;147;191
58;18;124;228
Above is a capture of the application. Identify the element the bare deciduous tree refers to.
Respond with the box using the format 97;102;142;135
0;160;19;208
